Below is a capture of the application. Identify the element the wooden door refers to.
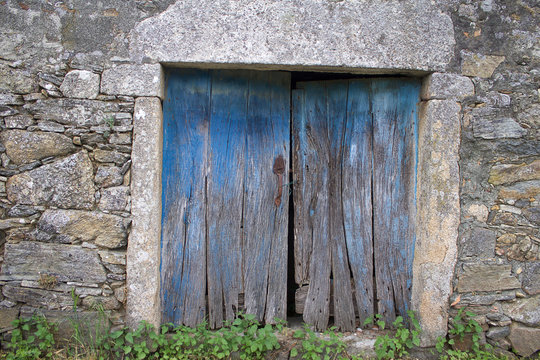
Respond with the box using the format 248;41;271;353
161;69;290;328
292;78;420;331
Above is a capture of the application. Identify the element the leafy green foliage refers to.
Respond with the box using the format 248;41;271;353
436;308;504;360
4;315;56;360
289;324;346;360
364;311;421;360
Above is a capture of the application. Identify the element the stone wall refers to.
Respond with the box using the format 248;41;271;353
0;0;539;356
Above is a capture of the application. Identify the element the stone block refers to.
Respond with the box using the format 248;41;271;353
503;296;540;327
127;97;163;328
4;114;35;129
0;105;18;116
508;323;540;357
472;117;526;139
459;227;496;258
496;234;538;261
95;165;124;188
99;186;130;211
24;98;123;127
0;93;24;106
99;251;126;265
462;203;488;222
36;209;128;249
489;160;540;185
522;262;540;295
93;149;130;165
420;73;474;100
37;121;65;133
523;206;540;225
1;241;107;284
0;307;19;329
457;264;520;292
7;151;95;209
0;64;36;94
461;51;505;78
82;295;121;310
486;326;510;340
101;64;164;98
60;70;100;99
0;130;76;164
499;180;540;200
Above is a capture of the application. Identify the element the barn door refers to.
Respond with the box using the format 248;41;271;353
292;78;420;331
161;69;290;328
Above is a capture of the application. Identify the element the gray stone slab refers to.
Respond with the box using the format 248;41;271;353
522;262;540;295
1;241;106;284
459;227;496;258
473;117;527;139
0;130;76;164
489;160;540;186
60;70;100;99
36;209;128;249
101;64;164;98
127;97;163;328
421;73;474;100
99;186;130;212
129;0;454;72
508;323;540;357
461;51;505;78
458;264;521;293
6;151;95;209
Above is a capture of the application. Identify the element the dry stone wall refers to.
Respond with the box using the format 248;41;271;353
0;0;539;356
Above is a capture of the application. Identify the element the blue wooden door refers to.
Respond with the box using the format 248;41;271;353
161;69;290;328
293;78;420;331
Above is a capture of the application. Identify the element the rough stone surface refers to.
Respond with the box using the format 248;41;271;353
60;70;100;99
1;241;107;284
36;209;128;248
7;152;95;209
461;51;505;78
0;307;19;329
457;264;521;292
459;227;496;258
499;180;540;200
508;323;540;357
99;186;130;211
0;65;36;94
2;285;73;310
486;326;510;340
489;160;540;186
101;64;164;98
496;233;539;261
523;206;540;225
93;149;130;165
4;114;35;129
24;99;124;127
37;121;65;133
502;296;540;327
412;100;460;346
420;73;474;100
522;262;540;295
472;117;527;139
0;130;76;164
127;97;162;328
130;0;454;72
95;165;124;188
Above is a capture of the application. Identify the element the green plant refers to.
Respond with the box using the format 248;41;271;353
5;315;57;360
289;324;346;360
364;311;421;360
436;308;501;360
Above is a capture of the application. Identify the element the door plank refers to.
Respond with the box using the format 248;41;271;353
372;79;419;323
293;82;332;330
342;80;375;324
243;71;290;323
262;72;291;323
326;81;356;331
161;69;210;326
207;70;249;328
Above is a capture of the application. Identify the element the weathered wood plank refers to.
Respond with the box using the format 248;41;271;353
242;71;290;323
293;82;332;330
161;69;209;326
326;81;356;331
372;79;419;323
262;72;291;323
207;70;249;328
343;80;375;325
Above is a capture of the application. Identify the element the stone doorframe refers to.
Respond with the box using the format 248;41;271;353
119;0;471;346
125;66;472;346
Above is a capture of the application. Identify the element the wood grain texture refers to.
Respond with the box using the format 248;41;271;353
242;71;290;323
161;69;210;327
342;80;375;324
372;79;420;323
207;70;248;328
